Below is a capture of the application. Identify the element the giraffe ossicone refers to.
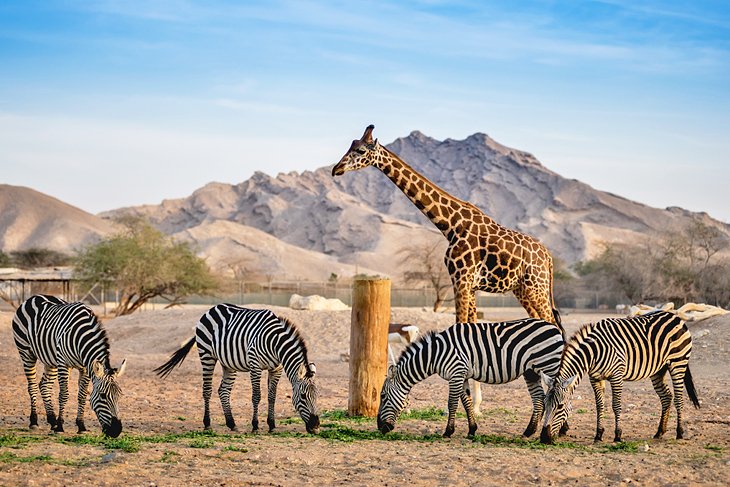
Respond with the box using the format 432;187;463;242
332;124;562;330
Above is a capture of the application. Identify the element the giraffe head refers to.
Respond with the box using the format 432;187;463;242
332;124;379;176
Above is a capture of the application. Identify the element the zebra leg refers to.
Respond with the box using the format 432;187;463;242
249;368;263;432
54;366;70;433
650;369;672;439
21;359;41;429
460;378;478;438
522;370;544;437
590;378;606;442
218;367;239;431
668;365;687;439
39;366;58;429
266;366;283;432
471;380;482;416
609;377;624;442
75;369;91;433
443;375;464;438
200;357;216;431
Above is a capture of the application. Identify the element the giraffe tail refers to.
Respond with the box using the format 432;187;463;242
552;307;564;337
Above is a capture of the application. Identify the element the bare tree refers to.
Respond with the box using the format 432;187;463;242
398;241;453;311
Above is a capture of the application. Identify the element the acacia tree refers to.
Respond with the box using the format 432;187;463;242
74;217;218;316
398;240;453;311
576;219;730;306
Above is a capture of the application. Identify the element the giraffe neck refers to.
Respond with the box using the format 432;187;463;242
373;146;478;237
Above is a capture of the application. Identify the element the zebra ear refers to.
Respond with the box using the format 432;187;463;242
115;359;128;378
91;360;105;379
307;363;316;377
561;375;577;390
387;365;395;380
541;372;555;388
297;363;307;380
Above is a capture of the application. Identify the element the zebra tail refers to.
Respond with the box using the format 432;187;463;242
684;366;701;409
153;336;196;379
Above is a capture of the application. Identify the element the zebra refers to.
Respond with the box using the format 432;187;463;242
377;318;566;438
154;304;320;434
12;295;126;438
540;310;701;444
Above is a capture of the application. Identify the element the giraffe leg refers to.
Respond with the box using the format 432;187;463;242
454;288;472;323
513;286;540;320
266;366;283;432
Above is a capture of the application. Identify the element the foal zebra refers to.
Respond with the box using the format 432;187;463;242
377;318;565;438
12;295;126;437
540;310;700;444
155;304;320;434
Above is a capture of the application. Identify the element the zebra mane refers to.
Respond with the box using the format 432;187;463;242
88;312;114;371
397;329;438;364
561;321;598;360
277;315;310;366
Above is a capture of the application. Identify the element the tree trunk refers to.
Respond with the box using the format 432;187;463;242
348;277;391;417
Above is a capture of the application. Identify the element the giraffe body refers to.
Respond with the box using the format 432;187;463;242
332;125;561;328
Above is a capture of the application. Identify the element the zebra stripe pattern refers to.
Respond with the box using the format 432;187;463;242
12;295;126;437
540;310;701;444
154;304;320;434
377;318;565;438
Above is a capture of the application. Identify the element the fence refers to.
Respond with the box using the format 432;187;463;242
0;278;630;312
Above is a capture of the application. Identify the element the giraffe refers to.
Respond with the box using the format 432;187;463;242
332;125;562;330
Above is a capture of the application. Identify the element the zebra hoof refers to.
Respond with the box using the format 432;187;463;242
203;426;213;432
29;424;39;430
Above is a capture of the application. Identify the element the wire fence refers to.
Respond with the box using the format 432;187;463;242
0;279;630;312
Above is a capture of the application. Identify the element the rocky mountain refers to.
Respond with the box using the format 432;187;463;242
102;131;730;278
0;184;117;253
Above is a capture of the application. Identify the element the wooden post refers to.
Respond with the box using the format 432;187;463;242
348;277;391;417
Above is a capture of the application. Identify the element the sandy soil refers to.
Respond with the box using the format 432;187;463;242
0;305;728;486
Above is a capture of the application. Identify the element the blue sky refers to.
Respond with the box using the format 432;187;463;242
1;0;729;222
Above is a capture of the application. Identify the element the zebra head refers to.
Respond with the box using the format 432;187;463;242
292;362;320;434
377;365;410;434
89;359;126;438
540;373;576;444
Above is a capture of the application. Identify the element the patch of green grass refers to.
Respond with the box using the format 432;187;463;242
175;416;186;421
223;445;249;453
0;433;43;448
159;450;180;463
704;443;724;453
189;438;215;449
0;452;52;463
401;406;446;421
576;408;588;414
320;409;371;423
600;441;639;453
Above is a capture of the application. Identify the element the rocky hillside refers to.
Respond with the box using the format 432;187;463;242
103;131;730;277
0;184;117;253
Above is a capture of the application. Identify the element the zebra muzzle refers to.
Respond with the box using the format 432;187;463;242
103;418;123;438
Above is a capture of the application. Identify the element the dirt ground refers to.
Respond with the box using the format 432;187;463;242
0;304;728;486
